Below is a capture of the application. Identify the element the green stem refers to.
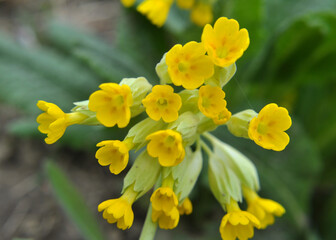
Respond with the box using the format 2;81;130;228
139;180;161;240
199;139;213;157
139;203;157;240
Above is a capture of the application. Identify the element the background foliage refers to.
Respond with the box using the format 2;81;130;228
0;0;335;239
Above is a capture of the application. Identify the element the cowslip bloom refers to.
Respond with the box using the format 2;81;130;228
98;186;138;230
151;187;178;213
220;200;260;240
244;187;285;229
137;0;174;27
152;207;180;229
191;2;213;27
177;197;193;215
212;108;232;125
198;85;229;121
248;103;292;151
95;139;133;175
142;85;182;123
166;41;214;90
120;0;135;7
88;83;133;128
202;17;250;67
36;100;87;144
176;0;194;9
146;129;185;167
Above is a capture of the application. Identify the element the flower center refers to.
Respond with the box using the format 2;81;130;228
157;98;168;107
257;122;268;135
178;62;189;72
202;97;211;108
216;46;228;58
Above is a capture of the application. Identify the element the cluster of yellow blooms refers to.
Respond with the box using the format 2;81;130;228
121;0;216;27
37;17;291;239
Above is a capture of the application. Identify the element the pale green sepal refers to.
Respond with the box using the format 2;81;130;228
120;77;152;117
122;150;161;200
178;90;199;114
172;146;203;202
196;113;218;134
168;112;199;146
126;117;167;151
208;149;242;207
205;133;260;191
155;53;172;85
226;109;258;139
71;100;101;125
205;63;236;88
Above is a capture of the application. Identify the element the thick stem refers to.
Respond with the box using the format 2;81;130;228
139;203;157;240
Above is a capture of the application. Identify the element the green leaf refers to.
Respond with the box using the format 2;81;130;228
44;160;105;240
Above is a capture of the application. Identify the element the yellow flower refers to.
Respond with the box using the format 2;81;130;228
198;85;229;122
244;187;285;229
121;0;135;7
202;17;250;67
98;186;138;230
248;103;292;151
137;0;174;27
146;129;185;167
151;187;178;213
88;83;133;128
176;0;194;9
166;41;214;90
178;197;193;215
220;200;260;240
36;100;87;144
152;207;180;229
191;2;213;27
142;85;182;122
95;139;134;175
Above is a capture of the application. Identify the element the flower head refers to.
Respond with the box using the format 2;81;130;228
166;41;214;90
152;207;180;229
151;187;178;213
243;188;285;229
137;0;174;27
95;140;132;175
202;17;249;67
220;200;260;240
88;83;133;128
248;103;292;151
98;186;137;230
36;101;87;144
142;85;182;122
146;129;185;167
191;2;213;27
178;197;193;215
176;0;194;9
198;85;230;123
121;0;135;7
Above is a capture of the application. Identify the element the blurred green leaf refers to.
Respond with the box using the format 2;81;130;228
44;160;105;240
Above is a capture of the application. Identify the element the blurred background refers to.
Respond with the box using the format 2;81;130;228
0;0;335;239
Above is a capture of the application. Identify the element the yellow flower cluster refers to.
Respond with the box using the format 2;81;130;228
36;17;291;240
121;0;215;27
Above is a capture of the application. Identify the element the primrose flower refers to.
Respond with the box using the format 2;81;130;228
36;101;87;144
248;103;292;151
151;187;179;213
166;41;214;90
146;129;185;167
198;85;229;123
137;0;174;27
191;2;213;27
220;200;260;240
95;139;134;175
142;85;182;123
244;187;285;229
202;17;250;67
176;0;194;9
98;186;138;230
178;197;193;215
152;207;180;229
120;0;135;7
88;83;133;128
